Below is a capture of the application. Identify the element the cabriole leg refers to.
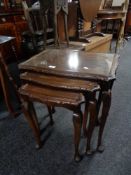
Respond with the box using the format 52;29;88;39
73;110;82;162
97;91;111;152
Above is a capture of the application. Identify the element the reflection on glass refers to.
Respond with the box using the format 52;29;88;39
68;52;79;69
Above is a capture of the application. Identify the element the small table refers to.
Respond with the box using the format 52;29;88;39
19;49;119;151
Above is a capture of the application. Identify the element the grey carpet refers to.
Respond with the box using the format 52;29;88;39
0;41;131;175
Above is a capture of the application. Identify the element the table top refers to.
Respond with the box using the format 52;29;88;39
19;49;119;81
0;36;15;45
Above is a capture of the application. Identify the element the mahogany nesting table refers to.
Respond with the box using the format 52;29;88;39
19;49;119;158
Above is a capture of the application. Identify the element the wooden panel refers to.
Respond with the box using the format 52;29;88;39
125;3;131;33
0;23;16;36
0;12;28;57
58;2;91;40
84;34;112;52
63;34;112;53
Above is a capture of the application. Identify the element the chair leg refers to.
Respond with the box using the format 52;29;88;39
22;100;42;149
64;14;69;46
54;13;59;47
73;110;82;162
42;14;48;48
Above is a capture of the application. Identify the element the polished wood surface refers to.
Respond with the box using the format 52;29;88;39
97;10;125;19
19;82;85;161
0;12;28;56
19;49;119;81
80;0;102;21
19;49;119;154
20;70;100;158
20;72;100;92
0;35;15;44
20;84;84;108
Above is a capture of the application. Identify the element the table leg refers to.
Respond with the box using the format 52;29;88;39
54;12;59;47
47;105;54;125
28;101;40;131
22;100;42;149
97;90;111;152
0;69;17;117
82;101;89;136
73;110;82;162
96;90;103;126
86;100;97;155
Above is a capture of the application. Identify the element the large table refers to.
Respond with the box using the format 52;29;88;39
19;49;119;153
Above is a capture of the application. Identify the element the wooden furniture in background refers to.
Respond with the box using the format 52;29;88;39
97;0;129;52
57;1;111;53
0;36;20;117
39;0;69;47
79;0;102;22
22;1;46;52
68;34;112;53
0;13;28;57
125;0;131;34
0;0;28;57
19;49;119;156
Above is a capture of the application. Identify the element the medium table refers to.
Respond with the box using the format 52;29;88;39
19;49;119;152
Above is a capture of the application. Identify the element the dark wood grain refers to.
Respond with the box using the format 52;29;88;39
80;0;102;21
20;72;100;92
19;49;119;156
20;84;84;108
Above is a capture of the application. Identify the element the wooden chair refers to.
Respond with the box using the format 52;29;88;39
39;0;69;47
98;0;129;52
22;1;54;52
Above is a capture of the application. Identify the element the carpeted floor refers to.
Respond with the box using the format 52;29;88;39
0;40;131;175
